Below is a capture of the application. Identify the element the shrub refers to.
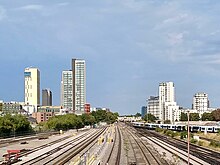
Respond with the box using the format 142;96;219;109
190;138;198;144
165;130;173;137
155;127;164;133
209;140;220;148
198;141;204;146
172;131;179;138
180;131;187;139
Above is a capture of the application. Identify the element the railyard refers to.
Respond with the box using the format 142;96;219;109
0;122;220;165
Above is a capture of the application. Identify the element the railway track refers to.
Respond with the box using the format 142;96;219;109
15;127;106;165
127;127;167;165
137;128;220;165
0;131;60;146
18;133;74;158
121;125;166;165
106;125;121;165
44;128;107;165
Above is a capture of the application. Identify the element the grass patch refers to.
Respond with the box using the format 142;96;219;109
209;140;220;148
190;138;198;144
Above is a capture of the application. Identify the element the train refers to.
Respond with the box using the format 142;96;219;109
132;122;220;133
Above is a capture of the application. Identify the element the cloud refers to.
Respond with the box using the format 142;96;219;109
56;2;69;7
16;5;43;11
168;33;184;45
163;14;188;24
199;54;220;64
0;6;7;21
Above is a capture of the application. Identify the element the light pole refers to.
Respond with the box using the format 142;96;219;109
187;110;190;165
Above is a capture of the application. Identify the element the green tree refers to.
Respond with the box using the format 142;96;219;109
190;113;200;121
113;112;119;117
212;109;220;121
143;113;156;122
80;114;96;126
105;112;117;124
0;114;32;137
46;114;83;130
91;110;107;123
201;112;214;121
135;113;141;117
180;112;188;121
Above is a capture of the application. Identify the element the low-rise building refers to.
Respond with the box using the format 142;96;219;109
37;106;61;114
0;102;22;114
32;112;54;123
147;96;160;119
164;102;180;123
84;103;91;114
117;116;142;122
22;104;36;115
32;106;62;123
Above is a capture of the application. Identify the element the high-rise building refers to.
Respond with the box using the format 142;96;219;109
61;70;73;110
159;82;175;103
60;59;86;115
158;82;180;123
72;59;86;115
159;82;174;121
141;106;147;118
42;89;52;106
24;67;40;109
192;92;209;115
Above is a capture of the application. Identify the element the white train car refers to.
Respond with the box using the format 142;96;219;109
132;122;220;133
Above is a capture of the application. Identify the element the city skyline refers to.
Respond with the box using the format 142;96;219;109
1;1;220;115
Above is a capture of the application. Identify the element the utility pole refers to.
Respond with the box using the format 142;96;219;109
187;110;190;165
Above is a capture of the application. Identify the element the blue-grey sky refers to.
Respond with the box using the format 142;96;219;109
1;0;220;115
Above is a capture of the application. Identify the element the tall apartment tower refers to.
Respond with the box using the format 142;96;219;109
72;59;86;115
192;92;209;115
24;67;40;108
61;70;73;110
42;89;52;106
159;82;175;121
159;82;180;123
159;82;175;103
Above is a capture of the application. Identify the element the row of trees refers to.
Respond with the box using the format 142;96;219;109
180;109;220;121
0;110;119;137
143;113;157;122
0;114;33;137
141;109;220;123
40;110;118;131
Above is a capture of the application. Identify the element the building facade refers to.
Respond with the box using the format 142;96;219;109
147;96;160;119
32;112;54;123
159;82;180;123
24;67;40;108
84;103;90;114
192;92;209;115
146;82;180;123
72;59;86;115
0;102;22;114
60;59;86;115
61;70;73;110
42;89;52;106
141;106;147;118
159;82;175;121
164;102;180;123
